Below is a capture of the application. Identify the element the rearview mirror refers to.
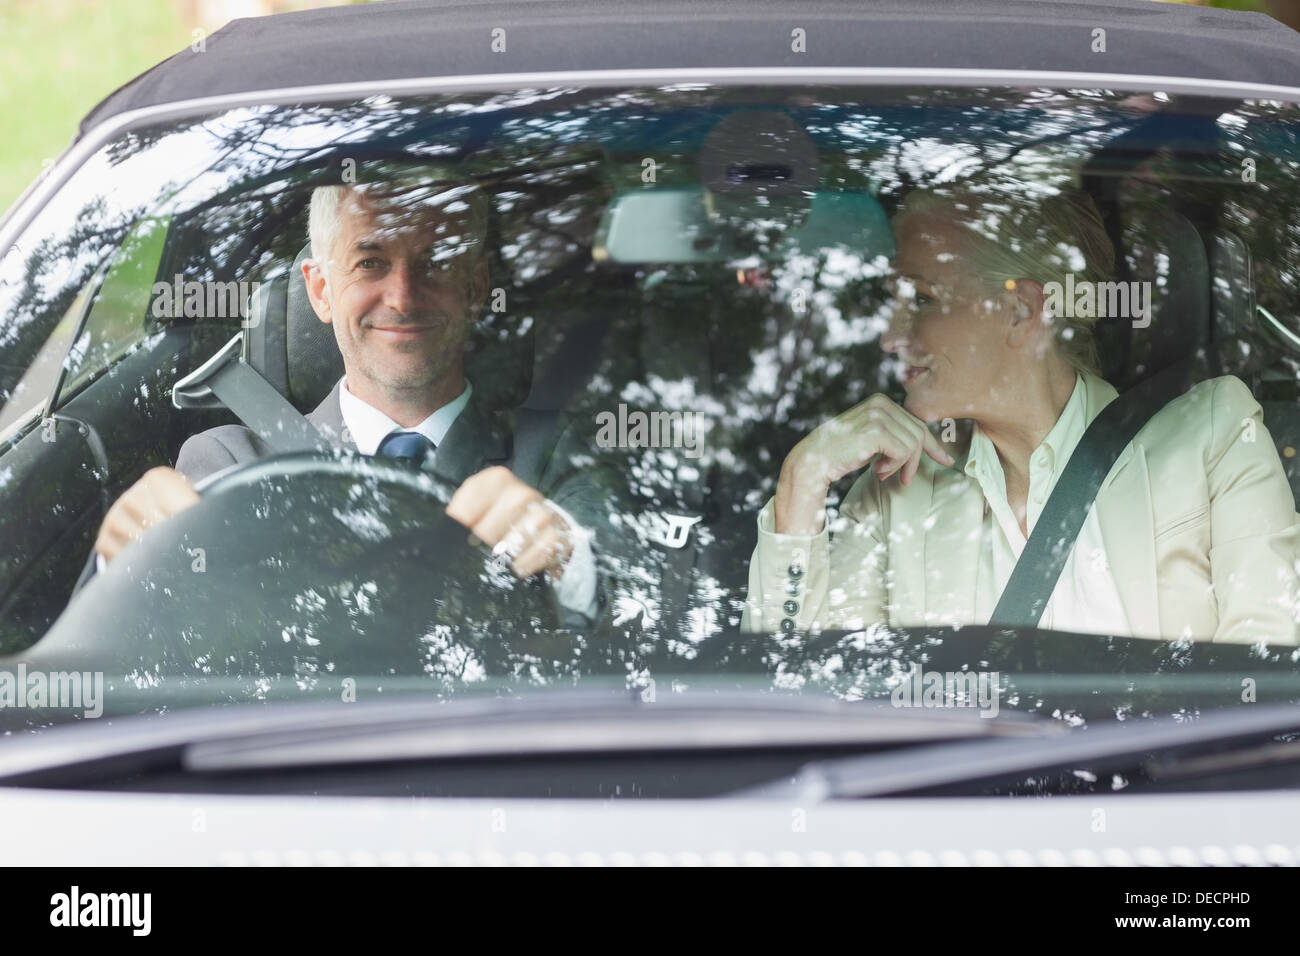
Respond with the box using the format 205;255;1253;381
593;188;895;265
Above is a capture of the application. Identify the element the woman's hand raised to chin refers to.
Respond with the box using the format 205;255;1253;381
774;393;955;535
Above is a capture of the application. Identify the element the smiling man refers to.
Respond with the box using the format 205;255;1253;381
92;176;608;619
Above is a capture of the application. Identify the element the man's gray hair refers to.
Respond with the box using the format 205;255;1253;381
308;180;490;270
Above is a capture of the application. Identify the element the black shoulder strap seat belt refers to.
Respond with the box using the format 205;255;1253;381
986;362;1191;629
509;406;563;482
172;331;332;454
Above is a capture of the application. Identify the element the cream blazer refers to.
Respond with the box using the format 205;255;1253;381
744;374;1299;645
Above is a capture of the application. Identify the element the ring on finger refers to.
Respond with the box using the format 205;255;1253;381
492;526;526;565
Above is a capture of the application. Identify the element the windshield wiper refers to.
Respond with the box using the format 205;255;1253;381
0;691;1053;786
746;703;1300;800
182;695;1053;774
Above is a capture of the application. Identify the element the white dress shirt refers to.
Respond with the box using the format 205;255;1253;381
338;377;472;454
337;377;598;619
964;372;1130;635
748;372;1132;635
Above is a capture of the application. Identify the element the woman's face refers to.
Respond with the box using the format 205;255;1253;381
882;211;1027;423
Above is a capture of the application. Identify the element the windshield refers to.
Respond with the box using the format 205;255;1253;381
1;84;1298;738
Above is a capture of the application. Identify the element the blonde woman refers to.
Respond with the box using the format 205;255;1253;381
744;186;1299;644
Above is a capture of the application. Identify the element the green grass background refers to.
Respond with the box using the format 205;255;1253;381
0;0;188;215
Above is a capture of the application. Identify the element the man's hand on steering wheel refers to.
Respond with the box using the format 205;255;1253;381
95;463;574;581
446;466;575;581
94;466;199;563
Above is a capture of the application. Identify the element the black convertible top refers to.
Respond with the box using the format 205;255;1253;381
80;0;1300;139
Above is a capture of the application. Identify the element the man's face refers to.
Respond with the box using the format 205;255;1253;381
304;188;488;393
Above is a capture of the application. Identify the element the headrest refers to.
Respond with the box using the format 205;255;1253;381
1096;206;1210;389
242;244;343;413
1132;207;1210;370
289;244;347;410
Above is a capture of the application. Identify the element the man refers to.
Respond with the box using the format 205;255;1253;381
92;176;606;618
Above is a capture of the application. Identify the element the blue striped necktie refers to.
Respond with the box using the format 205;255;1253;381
376;430;436;467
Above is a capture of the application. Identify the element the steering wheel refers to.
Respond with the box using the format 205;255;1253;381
34;451;568;680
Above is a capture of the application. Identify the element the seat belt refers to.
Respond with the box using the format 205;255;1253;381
986;362;1190;629
172;332;331;454
509;407;563;483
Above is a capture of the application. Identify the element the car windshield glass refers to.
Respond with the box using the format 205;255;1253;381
1;84;1298;732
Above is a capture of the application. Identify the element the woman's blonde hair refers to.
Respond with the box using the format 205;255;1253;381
894;185;1114;377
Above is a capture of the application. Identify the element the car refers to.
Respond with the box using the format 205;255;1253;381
1;0;1299;881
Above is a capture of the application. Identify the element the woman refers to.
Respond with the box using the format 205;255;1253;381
744;185;1299;644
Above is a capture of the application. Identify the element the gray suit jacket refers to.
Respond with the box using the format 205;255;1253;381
179;380;504;487
176;379;612;528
